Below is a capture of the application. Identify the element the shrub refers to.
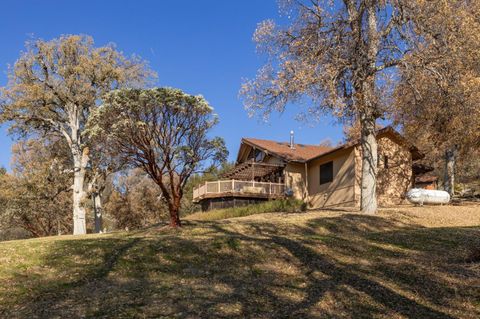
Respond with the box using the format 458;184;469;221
189;199;306;221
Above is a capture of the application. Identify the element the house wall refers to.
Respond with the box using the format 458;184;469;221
264;155;285;165
284;162;306;200
307;148;356;208
354;134;413;206
353;147;362;207
377;135;412;205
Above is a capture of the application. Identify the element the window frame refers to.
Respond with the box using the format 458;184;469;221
319;161;334;185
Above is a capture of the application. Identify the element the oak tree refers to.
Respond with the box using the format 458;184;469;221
394;0;480;196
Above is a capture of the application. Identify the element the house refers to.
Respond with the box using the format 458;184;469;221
193;127;423;210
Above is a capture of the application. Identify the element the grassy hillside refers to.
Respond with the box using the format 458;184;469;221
0;205;479;318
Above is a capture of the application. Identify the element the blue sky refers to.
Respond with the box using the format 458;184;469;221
0;0;344;168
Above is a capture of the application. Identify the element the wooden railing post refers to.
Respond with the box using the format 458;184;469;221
194;180;286;200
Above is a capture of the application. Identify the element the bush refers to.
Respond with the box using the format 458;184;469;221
189;199;306;221
0;226;31;242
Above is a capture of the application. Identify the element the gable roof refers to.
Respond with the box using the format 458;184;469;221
415;175;438;183
241;138;334;162
239;126;424;164
306;126;424;162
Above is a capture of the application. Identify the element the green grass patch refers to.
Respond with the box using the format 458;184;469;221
188;199;307;221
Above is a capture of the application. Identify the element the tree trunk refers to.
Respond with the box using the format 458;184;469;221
360;113;378;214
444;146;456;196
358;3;380;214
72;147;89;235
169;208;181;227
92;191;103;233
168;198;182;227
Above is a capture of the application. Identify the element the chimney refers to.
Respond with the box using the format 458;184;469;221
290;130;295;149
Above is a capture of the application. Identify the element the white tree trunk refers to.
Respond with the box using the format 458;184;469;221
93;191;103;233
360;115;378;214
357;2;379;214
72;151;88;235
68;110;90;235
444;147;456;196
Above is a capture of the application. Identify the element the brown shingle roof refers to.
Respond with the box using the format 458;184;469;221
415;175;438;183
242;127;424;163
242;138;334;162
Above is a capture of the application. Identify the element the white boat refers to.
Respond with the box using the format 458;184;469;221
406;188;451;205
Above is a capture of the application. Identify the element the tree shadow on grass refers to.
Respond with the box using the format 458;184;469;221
1;214;479;318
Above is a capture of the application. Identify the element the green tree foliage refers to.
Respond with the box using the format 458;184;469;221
86;87;228;227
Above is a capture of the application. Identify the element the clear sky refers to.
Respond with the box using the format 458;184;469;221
0;0;344;168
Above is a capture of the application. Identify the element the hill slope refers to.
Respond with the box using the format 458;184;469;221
1;205;479;318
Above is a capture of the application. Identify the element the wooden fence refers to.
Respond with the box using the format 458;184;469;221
193;180;286;201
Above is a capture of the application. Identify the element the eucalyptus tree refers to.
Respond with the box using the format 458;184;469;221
241;0;417;213
0;35;154;234
86;88;227;227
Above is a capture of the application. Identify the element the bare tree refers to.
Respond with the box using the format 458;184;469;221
0;138;72;237
86;88;228;227
0;35;154;234
241;0;416;213
104;168;168;230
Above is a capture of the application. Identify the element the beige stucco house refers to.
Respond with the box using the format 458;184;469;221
193;127;423;210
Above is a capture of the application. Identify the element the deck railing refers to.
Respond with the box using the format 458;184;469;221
193;180;286;201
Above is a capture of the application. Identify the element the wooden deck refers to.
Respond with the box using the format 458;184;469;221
193;180;286;203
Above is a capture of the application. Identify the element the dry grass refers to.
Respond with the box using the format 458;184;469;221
0;204;479;318
186;199;306;221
